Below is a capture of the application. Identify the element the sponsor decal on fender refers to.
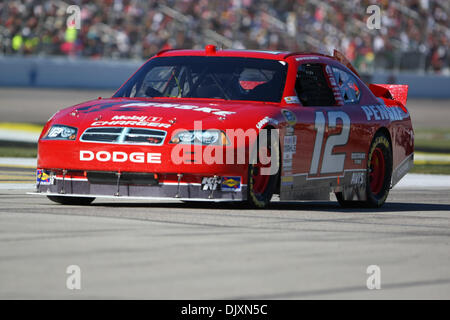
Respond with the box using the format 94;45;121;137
256;116;279;129
283;135;297;153
285;126;295;135
281;111;296;182
361;104;407;121
351;152;366;164
284;96;300;104
351;172;365;185
80;150;161;164
281;109;297;126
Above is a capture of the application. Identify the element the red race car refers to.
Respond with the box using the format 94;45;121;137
33;45;414;208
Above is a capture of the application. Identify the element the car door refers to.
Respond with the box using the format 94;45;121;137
281;61;362;200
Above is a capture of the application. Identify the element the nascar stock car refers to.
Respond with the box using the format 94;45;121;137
33;45;414;208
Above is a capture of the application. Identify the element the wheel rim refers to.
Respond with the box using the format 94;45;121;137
251;146;271;194
369;147;385;195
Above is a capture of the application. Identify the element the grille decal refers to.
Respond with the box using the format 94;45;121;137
80;127;167;146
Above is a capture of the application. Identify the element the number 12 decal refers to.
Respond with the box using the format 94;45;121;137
310;111;351;175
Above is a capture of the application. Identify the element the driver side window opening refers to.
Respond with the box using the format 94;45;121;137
295;63;336;107
331;66;361;104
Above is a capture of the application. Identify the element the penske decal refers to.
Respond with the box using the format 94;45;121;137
361;105;407;121
80;151;161;163
119;102;236;117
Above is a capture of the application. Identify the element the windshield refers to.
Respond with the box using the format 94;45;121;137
114;56;288;102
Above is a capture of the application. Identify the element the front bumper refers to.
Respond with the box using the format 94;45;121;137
33;170;247;202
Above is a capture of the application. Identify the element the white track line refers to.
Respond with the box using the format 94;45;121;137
395;173;450;189
0;129;39;143
0;157;36;167
0;183;35;190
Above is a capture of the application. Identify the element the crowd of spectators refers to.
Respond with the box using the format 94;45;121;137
0;0;448;73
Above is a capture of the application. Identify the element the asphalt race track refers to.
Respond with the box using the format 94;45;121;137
0;88;449;299
0;184;449;299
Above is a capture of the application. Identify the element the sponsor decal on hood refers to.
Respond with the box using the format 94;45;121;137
75;101;236;117
91;115;172;128
119;102;236;117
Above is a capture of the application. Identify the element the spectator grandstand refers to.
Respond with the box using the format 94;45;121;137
0;0;448;74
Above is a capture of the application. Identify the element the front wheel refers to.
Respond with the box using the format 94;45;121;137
247;129;280;208
47;196;95;205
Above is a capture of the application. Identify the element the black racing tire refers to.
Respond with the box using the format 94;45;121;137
336;132;392;208
47;196;95;205
247;129;280;208
335;192;363;208
365;133;392;207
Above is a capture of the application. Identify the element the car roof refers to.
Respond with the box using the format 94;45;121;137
156;47;331;61
154;46;360;77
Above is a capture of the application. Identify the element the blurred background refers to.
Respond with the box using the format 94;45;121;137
1;0;449;73
0;0;449;174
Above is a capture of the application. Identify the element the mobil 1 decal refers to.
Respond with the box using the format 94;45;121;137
310;111;350;175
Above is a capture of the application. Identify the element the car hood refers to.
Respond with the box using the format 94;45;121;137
50;97;282;131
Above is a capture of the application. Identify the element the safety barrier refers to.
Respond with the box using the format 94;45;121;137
0;56;449;98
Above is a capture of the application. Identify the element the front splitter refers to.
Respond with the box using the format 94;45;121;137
32;178;246;202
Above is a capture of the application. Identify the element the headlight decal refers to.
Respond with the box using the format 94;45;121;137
170;130;229;146
43;125;78;140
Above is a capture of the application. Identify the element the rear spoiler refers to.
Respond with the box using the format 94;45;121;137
369;84;409;107
332;50;409;107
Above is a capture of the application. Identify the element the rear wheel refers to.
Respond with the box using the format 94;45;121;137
47;196;95;205
336;133;392;208
365;134;392;207
247;129;279;208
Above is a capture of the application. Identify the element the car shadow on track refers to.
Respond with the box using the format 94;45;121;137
91;201;450;212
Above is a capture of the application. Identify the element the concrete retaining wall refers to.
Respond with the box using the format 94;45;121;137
0;56;142;89
1;56;449;98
